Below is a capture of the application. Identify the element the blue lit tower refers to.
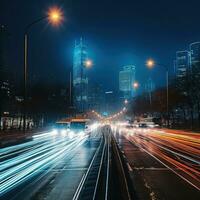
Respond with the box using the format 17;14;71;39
73;38;88;112
175;51;190;79
175;50;190;91
190;42;200;75
119;65;136;100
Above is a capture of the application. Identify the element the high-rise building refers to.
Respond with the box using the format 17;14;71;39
73;38;89;112
119;65;136;100
88;83;104;112
175;51;190;79
175;51;190;92
190;42;200;65
190;42;200;74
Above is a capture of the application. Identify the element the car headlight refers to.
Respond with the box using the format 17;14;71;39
79;131;85;136
68;131;74;138
61;129;67;136
52;129;58;135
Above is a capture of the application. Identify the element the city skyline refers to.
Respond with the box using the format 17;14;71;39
1;1;200;199
1;0;200;92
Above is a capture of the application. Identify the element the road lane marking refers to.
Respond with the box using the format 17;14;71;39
127;163;133;171
128;139;200;191
133;167;169;170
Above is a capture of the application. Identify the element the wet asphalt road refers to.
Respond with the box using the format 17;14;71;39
115;130;200;200
0;129;101;200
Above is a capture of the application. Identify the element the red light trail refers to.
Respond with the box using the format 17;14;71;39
120;127;200;190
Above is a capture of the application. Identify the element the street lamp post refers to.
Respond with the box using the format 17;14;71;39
146;59;169;126
23;7;63;133
23;17;45;133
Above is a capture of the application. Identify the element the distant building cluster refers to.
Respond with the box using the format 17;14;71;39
119;65;136;100
175;42;200;90
72;38;120;114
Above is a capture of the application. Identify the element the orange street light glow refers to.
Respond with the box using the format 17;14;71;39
48;7;63;26
133;82;139;89
85;59;93;68
146;59;155;68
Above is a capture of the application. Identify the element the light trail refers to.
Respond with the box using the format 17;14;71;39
117;126;200;190
0;131;89;196
0;131;53;155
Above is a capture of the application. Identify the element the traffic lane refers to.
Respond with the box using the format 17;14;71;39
0;134;84;185
1;135;88;198
2;132;101;200
0;131;59;160
0;129;51;148
120;127;200;190
0;130;85;165
45;138;101;200
115;132;200;200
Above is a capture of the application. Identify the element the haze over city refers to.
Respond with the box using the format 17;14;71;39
1;0;200;89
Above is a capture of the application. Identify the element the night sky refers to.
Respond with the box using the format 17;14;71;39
1;0;200;91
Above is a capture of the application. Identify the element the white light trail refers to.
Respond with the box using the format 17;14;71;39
0;131;89;196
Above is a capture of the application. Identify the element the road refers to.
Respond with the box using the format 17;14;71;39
113;125;200;200
0;127;102;200
2;123;199;200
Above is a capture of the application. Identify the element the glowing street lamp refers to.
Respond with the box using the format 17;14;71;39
145;58;169;126
23;6;64;133
146;59;155;69
133;81;139;89
47;6;63;26
84;59;93;68
79;58;93;111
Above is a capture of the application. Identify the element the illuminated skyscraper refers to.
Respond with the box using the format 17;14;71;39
190;42;200;75
175;50;190;93
175;51;190;79
73;38;88;112
190;42;200;65
119;65;136;99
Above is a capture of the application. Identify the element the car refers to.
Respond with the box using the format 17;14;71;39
126;124;134;128
52;122;70;136
139;123;148;128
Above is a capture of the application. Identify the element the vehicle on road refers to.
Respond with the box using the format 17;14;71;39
52;121;70;136
70;118;90;133
52;118;91;137
138;123;148;128
133;117;159;128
